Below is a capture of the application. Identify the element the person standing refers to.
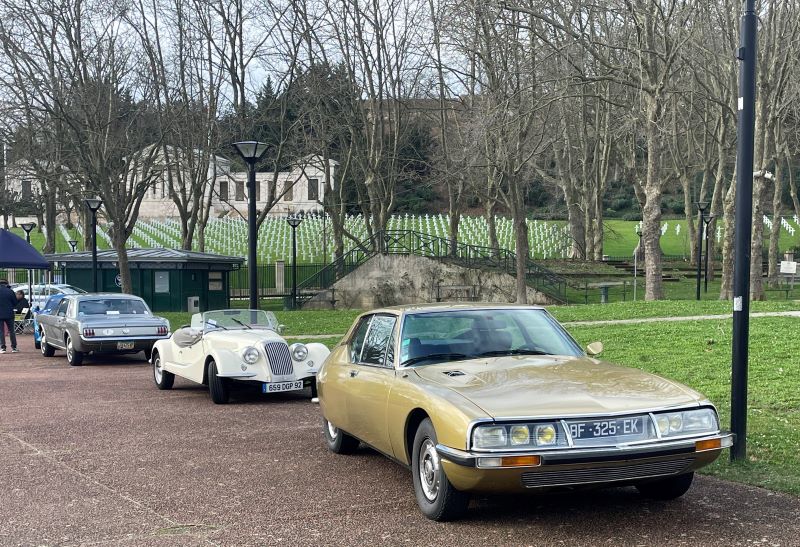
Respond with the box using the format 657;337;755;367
0;279;18;353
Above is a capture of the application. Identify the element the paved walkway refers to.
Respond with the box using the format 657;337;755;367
562;310;800;327
284;310;800;340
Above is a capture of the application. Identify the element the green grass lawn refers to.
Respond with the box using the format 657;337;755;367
566;316;800;496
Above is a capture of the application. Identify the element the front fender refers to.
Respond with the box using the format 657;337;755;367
209;348;253;377
303;342;330;376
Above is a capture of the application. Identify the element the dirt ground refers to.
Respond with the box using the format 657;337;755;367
1;339;799;546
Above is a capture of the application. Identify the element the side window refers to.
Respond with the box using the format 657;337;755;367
56;300;69;317
349;316;372;363
361;315;397;366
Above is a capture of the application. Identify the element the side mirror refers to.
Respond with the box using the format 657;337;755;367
277;324;286;335
586;341;604;356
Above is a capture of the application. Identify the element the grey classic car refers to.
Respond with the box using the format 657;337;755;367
37;294;170;365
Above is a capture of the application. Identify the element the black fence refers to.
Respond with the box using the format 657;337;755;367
228;263;332;297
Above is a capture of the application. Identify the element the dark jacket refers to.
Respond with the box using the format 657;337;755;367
0;285;17;320
15;296;30;314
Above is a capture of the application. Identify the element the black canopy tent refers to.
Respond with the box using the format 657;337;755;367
0;229;51;307
0;229;50;269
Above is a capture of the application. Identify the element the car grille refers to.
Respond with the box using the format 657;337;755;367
520;459;693;488
264;342;294;377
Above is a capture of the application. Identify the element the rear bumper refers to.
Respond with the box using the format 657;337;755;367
76;336;169;353
436;432;733;493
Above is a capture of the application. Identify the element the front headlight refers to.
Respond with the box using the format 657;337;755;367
472;422;567;450
654;408;718;437
290;343;308;361
241;346;260;364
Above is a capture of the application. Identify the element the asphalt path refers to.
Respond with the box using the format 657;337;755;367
2;339;799;546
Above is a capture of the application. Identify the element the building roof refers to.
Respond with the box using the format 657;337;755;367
46;248;244;266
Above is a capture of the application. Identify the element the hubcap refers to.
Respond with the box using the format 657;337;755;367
327;420;338;440
154;357;162;383
40;331;46;353
418;438;440;502
67;338;73;360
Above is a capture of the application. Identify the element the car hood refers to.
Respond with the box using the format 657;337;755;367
203;329;286;344
412;355;704;419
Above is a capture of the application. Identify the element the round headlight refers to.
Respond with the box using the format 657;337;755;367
290;343;308;361
241;346;259;364
509;425;530;446
656;415;670;436
535;424;557;446
669;413;684;433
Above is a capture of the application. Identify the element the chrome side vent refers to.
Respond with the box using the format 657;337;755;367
264;342;293;377
443;370;466;377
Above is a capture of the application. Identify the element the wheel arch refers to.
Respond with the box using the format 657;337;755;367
404;408;431;464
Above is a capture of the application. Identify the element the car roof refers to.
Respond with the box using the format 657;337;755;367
368;302;548;316
68;293;145;300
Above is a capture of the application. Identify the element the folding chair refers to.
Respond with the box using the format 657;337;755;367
14;308;33;334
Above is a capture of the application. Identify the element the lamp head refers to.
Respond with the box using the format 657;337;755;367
85;198;103;212
695;201;709;213
20;222;35;234
233;141;269;163
68;239;78;251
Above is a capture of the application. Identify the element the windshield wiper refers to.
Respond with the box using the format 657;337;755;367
476;349;551;357
205;320;228;330
230;318;252;329
402;353;469;367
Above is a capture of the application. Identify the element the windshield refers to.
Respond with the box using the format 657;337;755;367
399;308;582;366
78;298;151;316
60;286;86;294
201;309;278;331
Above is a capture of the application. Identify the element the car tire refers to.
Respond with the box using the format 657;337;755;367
153;352;174;390
40;329;55;357
322;418;359;454
143;348;152;362
66;334;83;366
411;418;470;521
207;360;230;404
636;472;694;500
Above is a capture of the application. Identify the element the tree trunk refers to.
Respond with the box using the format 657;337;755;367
749;173;767;301
43;192;57;253
642;101;664;301
485;199;499;257
767;161;784;286
720;168;736;300
563;186;585;259
513;206;529;303
112;234;133;294
449;212;460;258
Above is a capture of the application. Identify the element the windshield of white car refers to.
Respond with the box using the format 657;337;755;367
78;299;150;316
201;309;278;331
399;309;582;366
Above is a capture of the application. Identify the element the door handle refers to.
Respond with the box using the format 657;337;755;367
349;369;359;378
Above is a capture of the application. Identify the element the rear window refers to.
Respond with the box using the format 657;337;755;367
78;299;150;316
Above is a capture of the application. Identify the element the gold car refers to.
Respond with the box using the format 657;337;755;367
317;304;733;521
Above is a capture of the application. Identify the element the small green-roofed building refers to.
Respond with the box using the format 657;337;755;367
46;249;244;313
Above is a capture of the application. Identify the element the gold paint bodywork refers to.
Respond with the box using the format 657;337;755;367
318;304;729;494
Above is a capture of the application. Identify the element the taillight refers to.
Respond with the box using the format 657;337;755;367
157;325;168;335
83;328;95;337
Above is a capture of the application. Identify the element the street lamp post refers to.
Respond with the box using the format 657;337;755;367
287;212;305;310
694;201;709;301
20;222;36;305
703;214;715;293
233;141;269;311
85;198;103;292
633;227;642;301
730;0;758;462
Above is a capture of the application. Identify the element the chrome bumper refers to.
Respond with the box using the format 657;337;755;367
437;432;734;469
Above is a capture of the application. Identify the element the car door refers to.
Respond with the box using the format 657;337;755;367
323;315;373;435
345;314;398;456
49;298;70;348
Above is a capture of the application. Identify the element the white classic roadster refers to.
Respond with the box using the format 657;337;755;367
150;309;329;404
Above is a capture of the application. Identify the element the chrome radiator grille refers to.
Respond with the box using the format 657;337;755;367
521;459;693;488
264;342;294;376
